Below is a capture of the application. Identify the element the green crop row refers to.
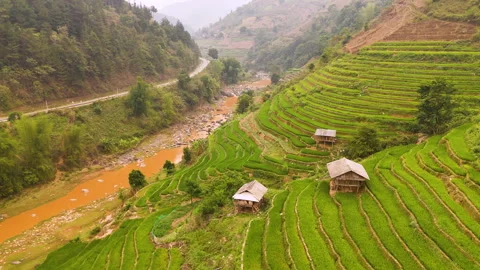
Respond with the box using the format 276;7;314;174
283;181;313;269
256;100;307;148
296;182;337;268
300;148;330;156
366;149;461;269
243;219;265;270
444;124;477;161
362;45;478;52
390;153;479;266
336;194;396;269
359;50;480;63
285;154;321;163
315;182;364;269
264;191;291;270
432;143;467;176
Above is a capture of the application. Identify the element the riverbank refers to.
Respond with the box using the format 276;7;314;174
0;78;270;268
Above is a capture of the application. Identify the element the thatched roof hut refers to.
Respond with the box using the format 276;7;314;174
327;158;369;193
313;129;337;144
233;180;268;213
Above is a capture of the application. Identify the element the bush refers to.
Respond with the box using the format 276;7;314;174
129;170;147;191
163;160;175;175
345;127;383;159
236;94;253;114
90;226;101;237
271;73;281;84
93;103;102;115
8;112;21;122
183;147;192;164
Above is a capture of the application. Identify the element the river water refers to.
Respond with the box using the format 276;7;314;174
0;96;239;245
0;148;183;244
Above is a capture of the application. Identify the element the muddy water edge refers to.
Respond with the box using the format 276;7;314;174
0;96;240;255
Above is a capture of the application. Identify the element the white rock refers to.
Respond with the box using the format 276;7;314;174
81;189;89;193
97;179;104;183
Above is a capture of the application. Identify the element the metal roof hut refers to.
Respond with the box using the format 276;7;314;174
327;158;369;193
233;180;268;213
313;129;337;145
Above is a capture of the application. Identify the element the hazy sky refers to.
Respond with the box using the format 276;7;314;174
129;0;187;10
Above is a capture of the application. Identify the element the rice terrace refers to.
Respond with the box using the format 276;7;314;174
0;0;480;269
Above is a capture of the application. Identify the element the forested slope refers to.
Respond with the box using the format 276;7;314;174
0;0;199;111
196;0;349;66
197;0;395;71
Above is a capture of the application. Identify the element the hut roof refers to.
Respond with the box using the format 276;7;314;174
315;129;337;137
233;180;268;202
327;158;370;180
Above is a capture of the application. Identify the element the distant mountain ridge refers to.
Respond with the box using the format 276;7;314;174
159;0;252;30
196;0;354;68
153;12;196;33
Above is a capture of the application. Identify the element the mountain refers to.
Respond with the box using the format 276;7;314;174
196;0;354;68
153;12;196;34
158;0;252;30
0;0;199;111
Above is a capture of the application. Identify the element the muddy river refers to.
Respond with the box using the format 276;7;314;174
0;149;183;244
0;96;241;244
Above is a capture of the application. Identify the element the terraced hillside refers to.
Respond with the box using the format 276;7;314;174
244;124;480;269
256;41;480;147
38;209;186;270
36;39;480;269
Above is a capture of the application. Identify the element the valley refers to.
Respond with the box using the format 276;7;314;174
1;0;480;269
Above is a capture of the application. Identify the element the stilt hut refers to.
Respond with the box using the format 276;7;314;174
313;129;337;145
327;158;369;193
233;180;268;213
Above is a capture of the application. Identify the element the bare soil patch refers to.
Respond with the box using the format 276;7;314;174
384;19;477;41
345;0;427;53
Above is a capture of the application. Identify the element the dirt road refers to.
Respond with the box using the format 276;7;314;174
0;58;210;123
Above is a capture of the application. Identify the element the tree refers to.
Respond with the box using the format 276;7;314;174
128;170;147;192
185;179;202;203
16;118;55;184
0;85;13;111
0;130;21;198
62;126;84;169
200;75;219;102
236;93;253;114
221;58;242;84
183;147;192;164
177;71;191;90
308;63;315;72
208;48;218;59
417;79;457;135
270;73;281;84
163;160;175;175
126;77;151;117
345;127;382;159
